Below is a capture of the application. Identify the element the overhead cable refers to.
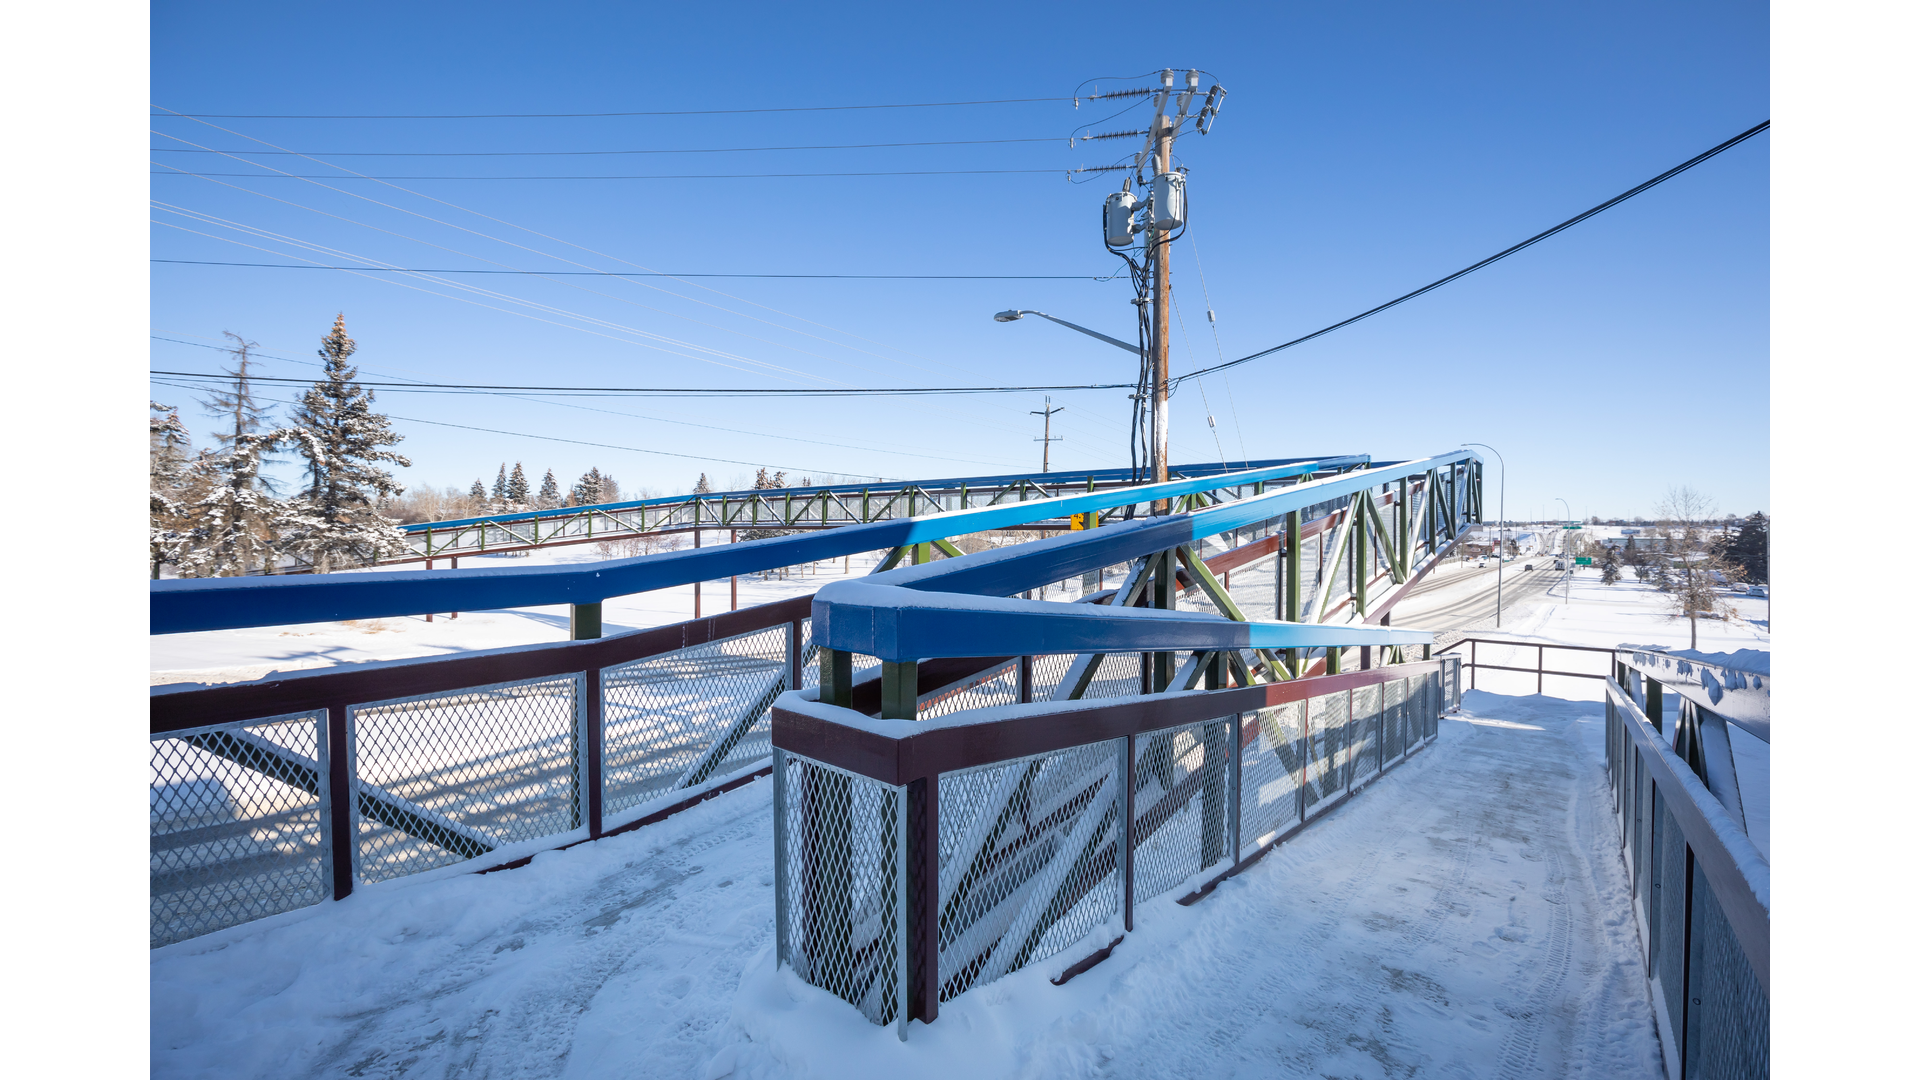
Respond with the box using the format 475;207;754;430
149;368;1134;397
153;169;1063;180
153;259;1114;280
148;137;1064;156
1171;120;1770;385
150;97;1073;120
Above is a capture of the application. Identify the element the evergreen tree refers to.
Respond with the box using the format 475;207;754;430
492;463;508;501
573;467;605;506
1600;546;1620;586
740;468;793;542
600;473;620;503
507;461;530;505
469;478;487;502
284;315;412;572
1727;512;1769;583
150;402;194;577
176;430;307;578
693;472;711;495
200;331;271;458
537;468;561;508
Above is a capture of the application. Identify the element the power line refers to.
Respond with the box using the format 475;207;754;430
148;137;1064;156
149;368;1133;397
1172;120;1770;385
151;97;1073;120
151;259;1112;280
148;378;892;479
153;169;1063;180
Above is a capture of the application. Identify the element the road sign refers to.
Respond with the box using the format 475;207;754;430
1069;512;1093;531
1562;524;1581;530
1575;557;1593;566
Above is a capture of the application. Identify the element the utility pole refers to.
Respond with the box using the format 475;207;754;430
1149;103;1174;511
1031;396;1065;472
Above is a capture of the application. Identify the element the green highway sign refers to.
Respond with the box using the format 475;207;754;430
1575;557;1593;566
1562;524;1581;529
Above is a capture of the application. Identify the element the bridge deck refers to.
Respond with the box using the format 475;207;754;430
151;691;1662;1080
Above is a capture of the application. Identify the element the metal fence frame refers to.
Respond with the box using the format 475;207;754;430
1604;670;1769;1078
770;654;1464;1036
150;595;813;946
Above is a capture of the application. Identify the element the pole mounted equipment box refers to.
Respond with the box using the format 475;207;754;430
1150;172;1185;231
1104;191;1139;247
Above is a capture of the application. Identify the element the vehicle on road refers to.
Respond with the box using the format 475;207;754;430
1524;563;1533;571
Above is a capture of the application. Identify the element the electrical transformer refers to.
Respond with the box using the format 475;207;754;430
1103;191;1138;247
1150;171;1185;231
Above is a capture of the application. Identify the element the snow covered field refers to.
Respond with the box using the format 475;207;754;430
151;689;1665;1079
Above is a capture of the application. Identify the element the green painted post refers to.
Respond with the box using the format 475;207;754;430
1151;551;1176;692
820;648;854;708
881;661;919;720
912;542;932;566
1397;478;1410;578
1284;510;1301;676
1354;498;1370;618
569;602;602;640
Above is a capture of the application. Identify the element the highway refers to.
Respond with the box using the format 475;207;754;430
1386;557;1567;634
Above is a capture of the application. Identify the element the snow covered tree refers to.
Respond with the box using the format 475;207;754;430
175;430;309;578
572;467;606;506
1656;486;1739;649
1599;546;1620;586
283;315;412;572
492;463;508;502
693;473;711;495
537;468;561;508
507;462;530;506
599;473;620;503
740;467;793;542
150;402;195;577
469;478;487;502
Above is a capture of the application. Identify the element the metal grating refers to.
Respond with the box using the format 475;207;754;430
1028;653;1076;701
1383;677;1408;761
1351;682;1384;787
351;675;582;884
1687;873;1771;1079
150;713;329;947
602;627;787;815
1656;792;1689;1047
920;663;1019;720
936;740;1123;1001
1080;652;1146;699
1238;704;1303;859
1302;690;1349;815
1132;720;1234;904
776;755;902;1025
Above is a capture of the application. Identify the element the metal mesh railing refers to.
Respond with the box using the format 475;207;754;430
775;753;903;1026
1605;681;1769;1077
1132;719;1234;904
1350;682;1384;787
601;627;787;816
1305;689;1352;815
351;676;583;884
1238;703;1303;858
935;741;1123;1000
150;713;329;947
919;663;1020;720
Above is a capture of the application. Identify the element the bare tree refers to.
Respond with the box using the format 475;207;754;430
1655;485;1742;649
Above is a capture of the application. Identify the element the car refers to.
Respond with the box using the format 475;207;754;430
1524;563;1533;571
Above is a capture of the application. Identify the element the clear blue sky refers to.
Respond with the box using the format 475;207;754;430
149;1;1768;521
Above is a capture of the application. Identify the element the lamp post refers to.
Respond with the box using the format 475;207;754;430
1462;443;1505;627
993;310;1138;353
1555;497;1573;602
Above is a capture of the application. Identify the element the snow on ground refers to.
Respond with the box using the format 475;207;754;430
152;691;1663;1080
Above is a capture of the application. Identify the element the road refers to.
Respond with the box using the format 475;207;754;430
1388;558;1566;635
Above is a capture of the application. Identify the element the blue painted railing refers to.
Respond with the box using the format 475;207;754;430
152;456;1383;635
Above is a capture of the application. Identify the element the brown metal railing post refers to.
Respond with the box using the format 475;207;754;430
326;701;354;900
789;621;805;691
1018;656;1033;704
904;775;940;1025
585;668;604;837
1537;645;1544;695
1123;734;1136;932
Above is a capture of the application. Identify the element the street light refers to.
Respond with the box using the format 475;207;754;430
1555;497;1573;602
1461;443;1505;627
994;310;1139;353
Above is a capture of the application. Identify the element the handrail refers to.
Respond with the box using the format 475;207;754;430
811;450;1475;660
1607;677;1769;990
396;456;1356;534
153;457;1376;635
1619;648;1769;743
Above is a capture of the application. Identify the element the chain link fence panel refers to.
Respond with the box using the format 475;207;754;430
1238;703;1303;860
351;675;583;884
1131;719;1234;905
775;755;902;1026
150;713;329;947
935;740;1123;1001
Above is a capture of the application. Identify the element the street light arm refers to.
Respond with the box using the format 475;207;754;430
995;310;1140;354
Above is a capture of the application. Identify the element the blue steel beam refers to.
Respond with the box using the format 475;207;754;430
152;456;1369;635
810;450;1478;661
395;457;1339;534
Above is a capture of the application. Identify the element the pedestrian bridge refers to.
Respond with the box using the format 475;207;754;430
148;450;1766;1077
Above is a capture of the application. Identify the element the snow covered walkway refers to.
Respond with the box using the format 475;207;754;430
152;691;1664;1079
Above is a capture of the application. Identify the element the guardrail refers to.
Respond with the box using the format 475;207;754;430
1605;669;1768;1078
769;655;1463;1034
149;596;817;947
1437;637;1618;693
